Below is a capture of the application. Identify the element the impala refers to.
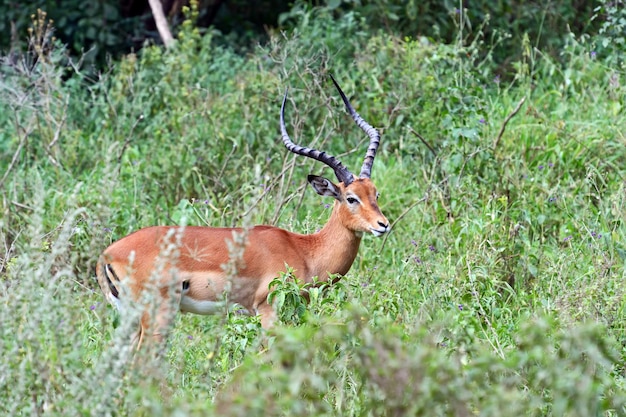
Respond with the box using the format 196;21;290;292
96;76;389;350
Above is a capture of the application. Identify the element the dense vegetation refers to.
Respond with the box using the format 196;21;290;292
1;1;625;415
0;0;613;70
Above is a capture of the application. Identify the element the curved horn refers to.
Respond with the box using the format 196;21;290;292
280;88;355;186
329;74;381;179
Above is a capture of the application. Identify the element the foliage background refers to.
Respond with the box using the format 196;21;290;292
0;0;612;70
1;0;625;415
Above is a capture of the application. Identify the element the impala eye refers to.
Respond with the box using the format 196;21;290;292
347;197;359;205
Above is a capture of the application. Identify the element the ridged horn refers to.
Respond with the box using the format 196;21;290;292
280;88;355;186
329;74;381;179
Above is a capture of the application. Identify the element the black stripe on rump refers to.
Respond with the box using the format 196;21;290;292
104;264;120;299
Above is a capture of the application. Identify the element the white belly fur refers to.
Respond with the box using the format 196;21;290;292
179;295;227;315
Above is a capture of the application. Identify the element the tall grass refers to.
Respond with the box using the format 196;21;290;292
1;5;625;416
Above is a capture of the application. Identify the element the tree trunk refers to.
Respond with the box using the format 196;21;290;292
147;0;174;48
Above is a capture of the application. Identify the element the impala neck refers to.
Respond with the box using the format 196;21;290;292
307;201;362;279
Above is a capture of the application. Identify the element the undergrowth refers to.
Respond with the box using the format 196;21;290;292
1;3;625;416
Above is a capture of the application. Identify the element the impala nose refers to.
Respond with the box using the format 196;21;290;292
371;220;390;237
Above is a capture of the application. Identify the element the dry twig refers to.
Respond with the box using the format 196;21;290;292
408;126;437;157
492;97;526;150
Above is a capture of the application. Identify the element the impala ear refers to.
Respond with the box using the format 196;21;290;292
307;175;341;200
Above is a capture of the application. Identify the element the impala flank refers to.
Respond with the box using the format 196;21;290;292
96;76;389;350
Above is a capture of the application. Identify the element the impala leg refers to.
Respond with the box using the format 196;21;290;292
132;284;182;352
154;284;183;343
156;293;179;340
256;301;277;329
131;321;146;351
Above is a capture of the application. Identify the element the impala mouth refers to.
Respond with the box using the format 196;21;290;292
370;226;389;237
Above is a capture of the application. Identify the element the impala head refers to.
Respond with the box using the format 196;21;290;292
280;75;390;237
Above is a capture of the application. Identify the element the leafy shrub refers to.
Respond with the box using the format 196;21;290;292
216;309;626;416
290;0;601;74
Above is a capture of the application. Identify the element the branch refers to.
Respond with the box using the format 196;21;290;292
148;0;175;48
379;194;428;253
408;126;437;157
492;96;526;150
0;126;30;190
47;95;69;150
117;114;144;175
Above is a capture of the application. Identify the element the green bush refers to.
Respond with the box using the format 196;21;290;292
285;0;601;75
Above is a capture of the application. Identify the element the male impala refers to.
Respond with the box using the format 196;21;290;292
96;76;389;349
